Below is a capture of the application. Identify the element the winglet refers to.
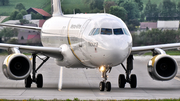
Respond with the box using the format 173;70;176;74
52;0;63;17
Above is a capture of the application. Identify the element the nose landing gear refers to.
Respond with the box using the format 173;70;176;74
99;66;112;91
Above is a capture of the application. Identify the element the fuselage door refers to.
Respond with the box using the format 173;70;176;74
68;18;90;66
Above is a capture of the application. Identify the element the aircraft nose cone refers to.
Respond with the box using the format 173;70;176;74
96;36;131;66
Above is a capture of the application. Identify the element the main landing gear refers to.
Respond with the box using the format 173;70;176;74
25;53;49;88
118;55;137;88
99;66;112;92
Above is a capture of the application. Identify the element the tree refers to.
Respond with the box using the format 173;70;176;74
104;1;117;13
19;19;30;25
144;0;159;21
35;13;43;19
117;0;124;6
9;10;19;20
20;9;27;15
31;12;36;19
134;0;143;12
15;13;23;20
0;0;9;6
83;0;104;10
109;6;127;21
120;1;140;21
160;0;177;20
75;8;81;14
15;3;26;11
177;2;180;19
0;28;18;43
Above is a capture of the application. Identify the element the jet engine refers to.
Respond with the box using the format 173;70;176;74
147;55;178;81
2;54;31;80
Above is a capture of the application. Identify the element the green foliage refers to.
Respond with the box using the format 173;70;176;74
109;6;127;21
160;0;177;20
104;1;117;12
15;12;23;19
0;0;9;6
30;12;43;19
19;19;30;24
9;10;19;20
35;13;43;19
15;3;26;11
120;1;140;20
73;98;80;101
0;28;18;43
134;0;144;12
6;38;18;44
132;29;180;46
0;0;50;16
75;8;81;14
144;0;159;21
20;9;28;15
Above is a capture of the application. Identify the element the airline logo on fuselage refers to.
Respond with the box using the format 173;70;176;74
70;24;81;29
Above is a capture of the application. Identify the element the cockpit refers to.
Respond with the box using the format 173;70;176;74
89;28;131;36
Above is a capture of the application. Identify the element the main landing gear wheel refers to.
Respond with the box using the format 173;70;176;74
119;55;137;89
37;74;43;88
130;74;137;88
24;53;49;88
99;66;112;92
118;74;126;88
25;75;32;88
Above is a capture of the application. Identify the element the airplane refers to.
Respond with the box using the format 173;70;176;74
0;0;180;92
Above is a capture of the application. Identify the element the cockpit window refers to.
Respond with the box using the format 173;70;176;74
113;28;124;35
101;28;112;35
89;28;96;35
93;28;100;35
123;28;131;36
89;28;100;35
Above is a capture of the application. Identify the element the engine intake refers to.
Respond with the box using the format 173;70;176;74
147;55;178;81
2;54;31;80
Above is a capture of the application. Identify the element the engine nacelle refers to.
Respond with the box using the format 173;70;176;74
2;54;31;80
148;55;178;81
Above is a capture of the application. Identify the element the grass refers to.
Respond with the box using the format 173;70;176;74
61;0;90;13
144;50;180;56
0;99;180;101
0;0;50;15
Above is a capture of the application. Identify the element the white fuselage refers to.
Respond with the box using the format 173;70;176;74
41;13;132;68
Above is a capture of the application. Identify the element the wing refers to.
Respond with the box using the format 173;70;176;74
0;24;41;31
131;43;180;54
0;43;63;59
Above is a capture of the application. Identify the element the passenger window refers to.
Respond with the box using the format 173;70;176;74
93;28;100;35
101;28;112;35
113;28;124;35
123;28;130;36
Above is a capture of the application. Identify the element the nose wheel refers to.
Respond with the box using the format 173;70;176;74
99;66;112;91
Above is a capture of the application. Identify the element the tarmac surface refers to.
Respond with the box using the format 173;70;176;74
0;56;180;100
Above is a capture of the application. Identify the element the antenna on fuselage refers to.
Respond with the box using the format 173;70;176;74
52;0;63;17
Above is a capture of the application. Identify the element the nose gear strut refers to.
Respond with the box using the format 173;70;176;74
99;66;112;91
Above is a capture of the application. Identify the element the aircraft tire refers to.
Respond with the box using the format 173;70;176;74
37;74;43;88
99;81;105;91
118;74;126;88
106;81;111;91
25;75;32;88
130;74;137;88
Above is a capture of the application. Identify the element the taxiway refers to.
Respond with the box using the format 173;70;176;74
0;56;180;100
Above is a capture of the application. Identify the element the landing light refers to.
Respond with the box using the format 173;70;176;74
100;66;106;72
